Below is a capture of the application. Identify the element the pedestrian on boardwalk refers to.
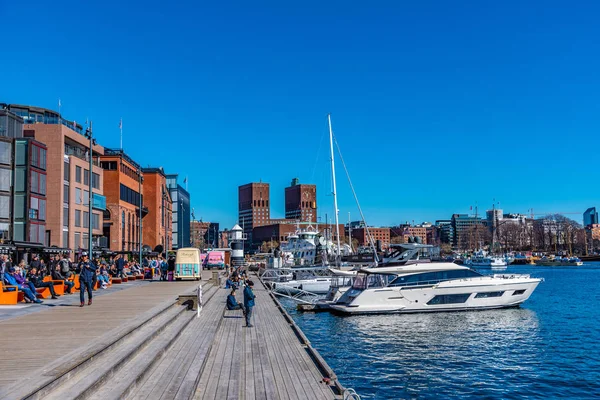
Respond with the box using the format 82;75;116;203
243;280;256;327
78;253;97;307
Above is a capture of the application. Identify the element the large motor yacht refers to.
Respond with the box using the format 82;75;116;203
329;244;541;315
280;225;352;266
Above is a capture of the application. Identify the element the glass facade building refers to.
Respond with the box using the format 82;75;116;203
584;207;598;227
166;174;190;249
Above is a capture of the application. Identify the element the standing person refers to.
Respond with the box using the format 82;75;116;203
49;255;60;277
167;256;175;281
60;254;72;278
30;255;41;274
77;253;97;307
243;280;256;328
91;257;99;291
116;254;126;278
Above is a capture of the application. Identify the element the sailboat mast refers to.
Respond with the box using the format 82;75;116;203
328;114;341;259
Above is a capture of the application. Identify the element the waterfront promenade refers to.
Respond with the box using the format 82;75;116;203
0;273;341;399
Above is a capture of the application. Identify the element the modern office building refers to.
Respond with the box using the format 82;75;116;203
100;149;147;252
166;174;190;249
435;220;454;244
142;168;173;252
1;104;105;253
284;178;317;222
238;182;270;249
584;207;598;227
451;213;486;249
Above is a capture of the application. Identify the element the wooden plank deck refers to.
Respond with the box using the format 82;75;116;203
0;280;201;389
190;282;337;400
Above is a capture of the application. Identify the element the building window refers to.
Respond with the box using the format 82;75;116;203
0;195;9;219
83;211;89;228
64;184;70;205
14;195;25;219
75;210;81;227
75;188;81;204
63;206;69;227
0;142;11;165
0;222;9;241
82;233;88;248
92;172;100;189
14;222;25;241
76;166;82;183
0;168;10;192
84;169;89;186
84;190;89;205
63;230;69;247
39;199;46;221
15;168;26;192
92;213;99;230
64;161;70;181
74;232;80;249
15;141;26;166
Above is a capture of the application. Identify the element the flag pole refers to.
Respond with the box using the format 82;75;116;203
120;118;123;150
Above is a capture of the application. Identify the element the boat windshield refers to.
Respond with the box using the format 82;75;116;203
389;269;483;287
352;273;396;290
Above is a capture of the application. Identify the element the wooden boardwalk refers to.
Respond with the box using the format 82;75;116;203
0;273;342;399
0;280;200;388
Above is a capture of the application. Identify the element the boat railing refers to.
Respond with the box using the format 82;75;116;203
270;284;323;304
492;274;531;279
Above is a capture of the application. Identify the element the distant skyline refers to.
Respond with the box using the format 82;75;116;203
2;1;599;228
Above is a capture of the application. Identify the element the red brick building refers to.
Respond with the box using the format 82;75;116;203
100;149;146;252
142;168;172;251
238;182;270;248
352;227;391;249
285;178;317;223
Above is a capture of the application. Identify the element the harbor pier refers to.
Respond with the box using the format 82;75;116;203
0;272;343;399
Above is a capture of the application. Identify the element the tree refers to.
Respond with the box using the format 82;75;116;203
260;240;279;253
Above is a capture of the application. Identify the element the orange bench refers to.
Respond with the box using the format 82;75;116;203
35;287;51;299
43;276;66;295
112;277;122;284
0;282;19;305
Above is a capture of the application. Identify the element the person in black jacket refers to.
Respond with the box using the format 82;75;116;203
27;267;59;299
52;265;74;294
78;253;97;307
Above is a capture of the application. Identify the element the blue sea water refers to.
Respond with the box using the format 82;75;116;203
282;263;600;399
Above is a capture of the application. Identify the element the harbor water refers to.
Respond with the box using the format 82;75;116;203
282;263;600;399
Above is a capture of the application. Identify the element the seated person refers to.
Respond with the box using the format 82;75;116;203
96;267;109;288
109;265;120;278
14;266;37;295
27;267;59;299
4;267;42;303
52;265;74;294
226;288;245;313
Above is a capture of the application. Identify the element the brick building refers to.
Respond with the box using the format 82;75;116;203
238;182;270;249
352;227;390;249
285;178;317;222
142;168;172;252
100;149;147;252
6;104;106;252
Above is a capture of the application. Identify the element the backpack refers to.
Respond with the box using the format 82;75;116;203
60;259;70;273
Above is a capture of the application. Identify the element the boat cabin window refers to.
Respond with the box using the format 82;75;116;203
388;269;482;287
474;291;504;298
427;293;471;305
352;273;394;290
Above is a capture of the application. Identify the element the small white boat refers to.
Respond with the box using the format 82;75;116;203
535;256;583;267
466;250;507;269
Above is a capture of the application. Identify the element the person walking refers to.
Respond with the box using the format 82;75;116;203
78;253;97;307
116;254;126;278
243;280;256;327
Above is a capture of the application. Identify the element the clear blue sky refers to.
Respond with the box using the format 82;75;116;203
2;0;599;227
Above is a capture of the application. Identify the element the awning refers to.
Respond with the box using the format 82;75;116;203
13;241;45;250
43;247;72;254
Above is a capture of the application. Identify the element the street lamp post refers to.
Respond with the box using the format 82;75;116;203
84;123;96;257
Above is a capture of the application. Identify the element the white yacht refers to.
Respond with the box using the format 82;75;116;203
280;225;352;266
466;250;507;269
329;261;541;315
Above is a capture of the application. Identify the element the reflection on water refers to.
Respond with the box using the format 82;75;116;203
284;263;600;399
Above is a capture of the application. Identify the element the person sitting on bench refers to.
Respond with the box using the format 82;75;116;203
52;265;74;294
226;288;245;313
27;267;60;299
4;267;42;303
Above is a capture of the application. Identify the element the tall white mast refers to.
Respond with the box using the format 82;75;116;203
328;114;341;260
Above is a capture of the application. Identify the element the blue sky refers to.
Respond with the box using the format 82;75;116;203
2;0;599;227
